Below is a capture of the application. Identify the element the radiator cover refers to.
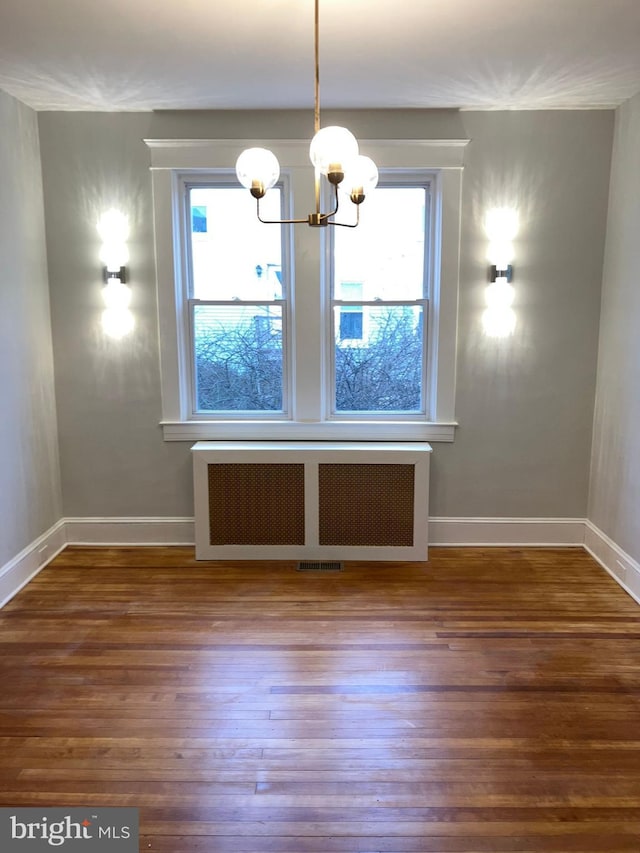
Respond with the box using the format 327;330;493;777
192;441;431;561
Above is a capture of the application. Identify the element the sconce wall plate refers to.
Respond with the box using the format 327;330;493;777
489;264;513;283
103;266;128;284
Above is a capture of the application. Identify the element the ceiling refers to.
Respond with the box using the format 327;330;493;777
0;0;639;112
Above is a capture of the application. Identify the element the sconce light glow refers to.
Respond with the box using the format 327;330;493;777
487;240;514;270
483;206;518;338
482;306;516;338
485;279;515;309
97;209;132;338
101;307;135;339
99;242;130;272
484;207;519;241
97;209;130;281
97;209;130;244
102;281;132;310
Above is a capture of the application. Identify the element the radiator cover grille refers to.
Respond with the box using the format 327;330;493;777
318;463;415;546
208;463;305;545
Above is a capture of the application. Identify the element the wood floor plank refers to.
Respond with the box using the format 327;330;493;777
0;545;638;852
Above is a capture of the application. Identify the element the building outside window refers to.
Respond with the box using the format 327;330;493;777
337;282;364;343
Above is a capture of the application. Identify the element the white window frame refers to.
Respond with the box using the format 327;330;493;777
182;174;292;420
328;173;433;422
146;138;468;442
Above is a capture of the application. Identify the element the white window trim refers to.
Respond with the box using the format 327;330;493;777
182;173;293;420
327;173;432;422
146;138;468;442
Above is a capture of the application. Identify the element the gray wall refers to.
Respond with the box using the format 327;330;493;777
38;112;193;519
37;109;613;519
0;91;62;566
436;110;612;517
589;92;640;563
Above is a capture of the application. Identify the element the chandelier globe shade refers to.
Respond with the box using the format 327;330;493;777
236;147;280;198
309;126;359;178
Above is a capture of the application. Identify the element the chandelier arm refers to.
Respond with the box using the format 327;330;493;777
319;182;340;222
256;197;307;225
328;205;361;229
319;184;361;227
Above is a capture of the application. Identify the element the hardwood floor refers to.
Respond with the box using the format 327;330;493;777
0;546;639;851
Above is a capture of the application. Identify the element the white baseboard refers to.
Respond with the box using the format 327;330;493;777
64;517;195;546
584;521;640;605
0;520;67;609
64;516;586;549
429;517;586;546
3;516;638;611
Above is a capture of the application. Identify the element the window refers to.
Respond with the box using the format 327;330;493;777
148;138;466;440
332;186;428;415
187;183;288;416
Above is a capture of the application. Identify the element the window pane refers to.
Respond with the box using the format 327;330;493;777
334;305;423;412
333;187;427;301
194;304;283;412
189;186;283;300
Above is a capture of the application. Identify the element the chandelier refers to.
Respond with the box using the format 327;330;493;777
235;0;378;228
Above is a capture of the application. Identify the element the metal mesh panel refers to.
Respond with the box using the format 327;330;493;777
318;463;415;546
208;463;305;545
297;561;343;572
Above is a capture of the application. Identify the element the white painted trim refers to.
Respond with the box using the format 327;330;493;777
148;137;466;442
60;515;588;552
429;517;586;546
160;420;457;442
431;167;462;423
584;521;640;605
0;521;67;609
64;517;195;546
49;516;590;550
145;139;470;170
2;517;638;611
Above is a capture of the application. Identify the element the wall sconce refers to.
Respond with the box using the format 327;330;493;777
96;210;134;339
489;264;512;283
482;207;518;338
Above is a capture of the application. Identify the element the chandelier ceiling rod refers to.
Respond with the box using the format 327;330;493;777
234;0;379;228
313;0;323;220
314;0;320;137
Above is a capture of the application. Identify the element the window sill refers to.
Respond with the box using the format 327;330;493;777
160;420;457;442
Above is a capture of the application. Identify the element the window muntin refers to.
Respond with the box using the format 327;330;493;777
186;184;288;416
331;183;430;417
